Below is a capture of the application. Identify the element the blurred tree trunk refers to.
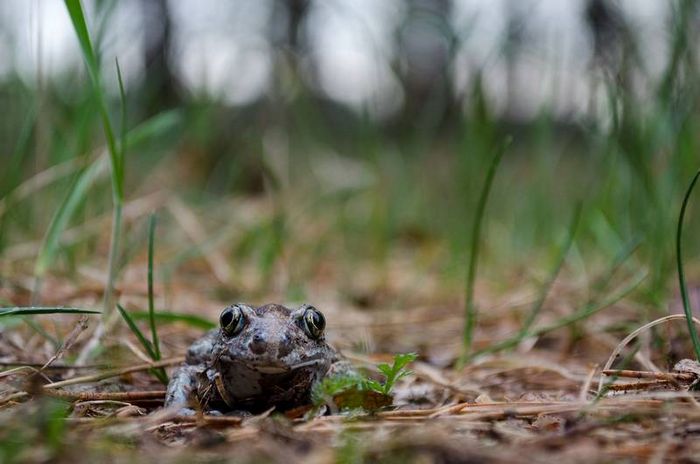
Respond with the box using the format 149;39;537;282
270;0;310;87
140;0;178;116
502;2;528;119
286;0;309;52
394;0;457;134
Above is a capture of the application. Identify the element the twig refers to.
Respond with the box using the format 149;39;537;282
599;315;700;395
43;357;183;389
46;389;165;402
579;365;598;401
604;380;675;393
602;369;696;382
42;315;89;370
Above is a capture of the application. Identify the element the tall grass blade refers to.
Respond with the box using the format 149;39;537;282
64;0;125;327
63;0;122;199
460;136;511;365
31;157;106;344
147;213;161;361
116;304;168;384
116;59;126;158
676;170;700;361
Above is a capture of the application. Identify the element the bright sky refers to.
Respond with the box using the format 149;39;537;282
0;0;669;119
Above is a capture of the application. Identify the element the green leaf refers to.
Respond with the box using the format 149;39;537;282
362;379;383;394
391;352;417;371
376;364;393;377
126;110;183;149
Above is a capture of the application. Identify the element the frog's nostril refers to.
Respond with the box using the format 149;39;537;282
249;333;267;355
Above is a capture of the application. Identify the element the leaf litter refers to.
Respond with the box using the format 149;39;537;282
2;222;700;462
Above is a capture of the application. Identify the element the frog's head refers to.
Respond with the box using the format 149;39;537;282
214;303;334;374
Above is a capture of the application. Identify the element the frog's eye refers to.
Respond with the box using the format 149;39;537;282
299;305;325;340
220;304;245;336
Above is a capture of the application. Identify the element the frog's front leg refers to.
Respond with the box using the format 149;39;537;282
165;364;202;415
165;330;219;414
326;354;357;378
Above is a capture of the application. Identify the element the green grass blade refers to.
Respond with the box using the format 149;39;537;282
676;170;700;361
2;104;35;197
517;203;582;339
460;136;511;365
116;58;126;161
116;304;168;384
0;307;100;317
33;158;106;279
589;236;643;296
474;270;647;356
530;271;647;337
63;0;122;200
116;304;155;358
64;0;126;328
147;213;161;361
2;107;178;224
102;203;122;321
129;311;216;330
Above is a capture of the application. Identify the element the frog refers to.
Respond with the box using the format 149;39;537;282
165;303;352;415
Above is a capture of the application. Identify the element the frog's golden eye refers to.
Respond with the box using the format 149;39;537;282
220;304;245;336
300;305;325;340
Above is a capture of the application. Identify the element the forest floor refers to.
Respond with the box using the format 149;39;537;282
1;198;700;464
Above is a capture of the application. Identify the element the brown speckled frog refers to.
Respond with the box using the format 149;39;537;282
165;303;351;415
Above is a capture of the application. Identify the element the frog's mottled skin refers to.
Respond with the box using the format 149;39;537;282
165;303;350;414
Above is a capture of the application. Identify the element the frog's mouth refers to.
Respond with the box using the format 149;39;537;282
249;359;323;374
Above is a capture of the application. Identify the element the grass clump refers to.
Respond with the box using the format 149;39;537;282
115;213;167;384
460;138;510;366
64;0;126;324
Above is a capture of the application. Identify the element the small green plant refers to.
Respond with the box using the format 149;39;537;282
363;352;417;396
312;375;365;404
312;352;417;411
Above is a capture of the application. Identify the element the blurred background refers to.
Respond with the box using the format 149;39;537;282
1;0;700;325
